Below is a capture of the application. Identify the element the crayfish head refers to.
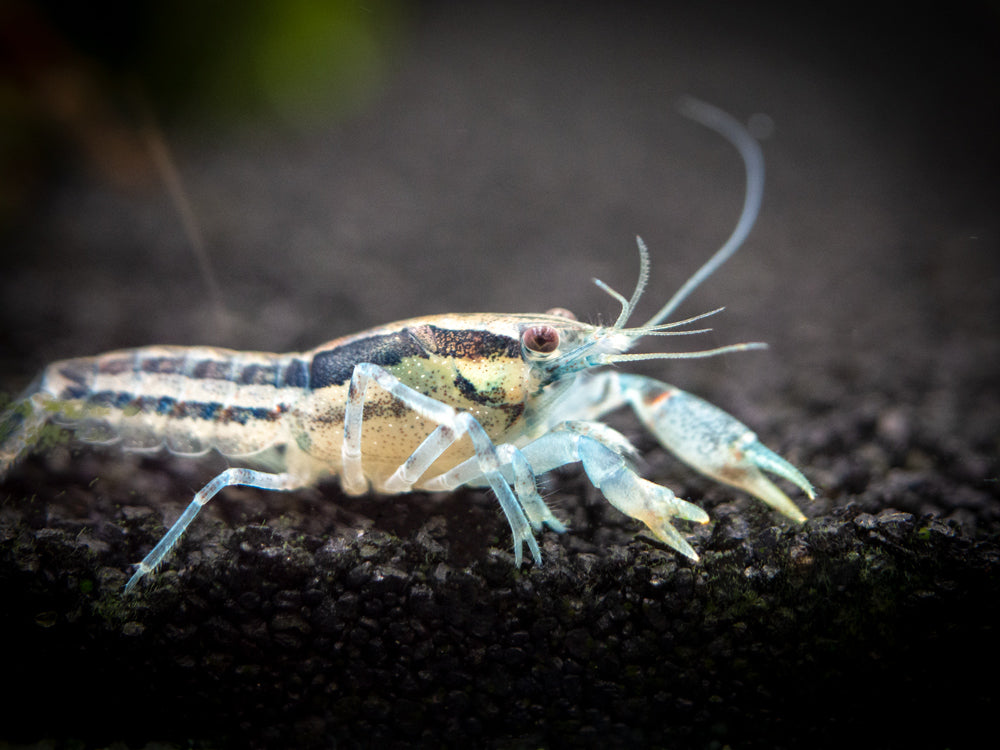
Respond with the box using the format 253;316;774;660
517;235;766;389
516;311;646;388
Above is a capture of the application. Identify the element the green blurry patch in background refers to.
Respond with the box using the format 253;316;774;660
144;0;408;124
0;0;409;229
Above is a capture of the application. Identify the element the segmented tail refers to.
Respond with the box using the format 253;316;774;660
0;384;48;477
2;346;306;470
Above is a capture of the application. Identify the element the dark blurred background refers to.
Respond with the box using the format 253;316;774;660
1;1;997;378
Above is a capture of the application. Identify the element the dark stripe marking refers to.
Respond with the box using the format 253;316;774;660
96;357;131;376
310;330;429;388
58;362;91;385
66;353;314;392
309;326;519;389
141;357;185;375
179;402;221;421
84;391;132;409
60;385;89;400
426;326;520;360
238;363;278;386
192;360;234;380
282;359;310;389
59;391;287;425
453;373;525;429
454;372;506;406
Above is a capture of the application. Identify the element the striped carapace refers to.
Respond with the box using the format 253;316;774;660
0;99;814;593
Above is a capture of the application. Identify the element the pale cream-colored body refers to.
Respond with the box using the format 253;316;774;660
286;314;548;493
0;98;817;594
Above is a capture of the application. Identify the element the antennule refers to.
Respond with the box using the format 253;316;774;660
593;237;652;330
618;237;651;329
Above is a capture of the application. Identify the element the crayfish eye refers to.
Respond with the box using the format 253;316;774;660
545;307;577;321
522;325;560;354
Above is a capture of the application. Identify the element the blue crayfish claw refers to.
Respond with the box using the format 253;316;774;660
622;374;813;523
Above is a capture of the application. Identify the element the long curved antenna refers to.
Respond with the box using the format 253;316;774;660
643;96;766;328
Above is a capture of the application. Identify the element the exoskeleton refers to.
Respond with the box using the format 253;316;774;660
0;98;814;593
